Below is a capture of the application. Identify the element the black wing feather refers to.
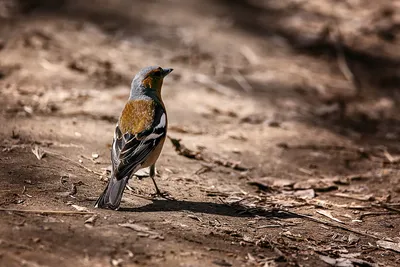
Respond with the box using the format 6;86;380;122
111;114;166;180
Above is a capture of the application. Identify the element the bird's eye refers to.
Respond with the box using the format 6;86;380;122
153;70;162;77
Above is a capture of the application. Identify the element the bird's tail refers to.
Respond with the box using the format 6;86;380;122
94;174;129;210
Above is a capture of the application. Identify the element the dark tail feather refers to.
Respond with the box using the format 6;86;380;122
94;175;129;210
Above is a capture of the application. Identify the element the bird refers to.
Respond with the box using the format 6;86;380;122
95;66;173;210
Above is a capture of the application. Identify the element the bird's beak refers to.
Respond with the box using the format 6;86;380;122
162;68;173;77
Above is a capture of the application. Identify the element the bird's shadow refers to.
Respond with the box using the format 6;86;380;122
119;199;299;219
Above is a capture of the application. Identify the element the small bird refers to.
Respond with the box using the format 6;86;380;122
95;66;173;210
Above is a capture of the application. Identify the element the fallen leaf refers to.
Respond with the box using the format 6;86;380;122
247;253;256;262
23;106;33;114
168;136;250;171
31;145;46;160
111;258;123;267
348;233;360;245
377;240;400;253
319;255;353;267
84;215;97;227
339;253;361;258
294;189;315;199
119;223;163;239
71;205;88;212
263;261;277;267
134;167;150;177
168;136;203;160
243;235;254;243
281;231;303;241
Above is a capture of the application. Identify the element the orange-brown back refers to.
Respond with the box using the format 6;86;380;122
118;99;155;135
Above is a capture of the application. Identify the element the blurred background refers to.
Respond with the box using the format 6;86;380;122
1;0;400;266
1;0;400;145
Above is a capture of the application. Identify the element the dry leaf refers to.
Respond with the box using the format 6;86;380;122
134;167;155;178
294;189;315;199
319;255;353;267
377;240;400;253
71;205;88;212
31;145;46;160
111;258;123;267
84;215;97;227
119;223;163;239
168;136;203;160
348;233;360;244
263;261;277;267
168;136;250;171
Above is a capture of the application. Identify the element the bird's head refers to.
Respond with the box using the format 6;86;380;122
131;66;173;99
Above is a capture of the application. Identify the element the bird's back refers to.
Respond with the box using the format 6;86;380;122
119;99;156;135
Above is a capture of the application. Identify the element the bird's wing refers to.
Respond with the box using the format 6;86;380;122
111;110;166;180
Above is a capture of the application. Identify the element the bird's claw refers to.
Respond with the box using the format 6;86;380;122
150;191;175;200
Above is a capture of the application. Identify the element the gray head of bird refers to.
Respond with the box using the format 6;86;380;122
130;66;173;98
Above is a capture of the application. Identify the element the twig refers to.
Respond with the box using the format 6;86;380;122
382;203;400;206
375;203;400;214
316;210;344;224
359;212;396;220
44;149;103;175
240;46;259;65
193;73;236;96
0;208;93;215
281;210;381;240
383;150;400;163
257;224;281;229
331;21;360;91
231;69;253;93
332;192;375;201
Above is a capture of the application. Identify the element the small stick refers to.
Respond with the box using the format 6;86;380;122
231;69;253;93
359;212;396;220
331;20;360;91
281;210;381;240
240;46;260;65
44;149;103;176
0;208;93;215
257;224;281;229
193;73;236;96
376;203;400;214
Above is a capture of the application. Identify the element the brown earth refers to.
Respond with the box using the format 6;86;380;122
1;1;400;266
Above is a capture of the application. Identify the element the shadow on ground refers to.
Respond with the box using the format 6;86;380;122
121;199;300;219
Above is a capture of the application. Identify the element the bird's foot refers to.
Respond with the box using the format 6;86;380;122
150;191;175;200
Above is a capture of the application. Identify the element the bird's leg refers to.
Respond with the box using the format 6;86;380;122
150;164;162;195
149;164;175;200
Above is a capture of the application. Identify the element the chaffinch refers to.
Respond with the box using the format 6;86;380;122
95;66;173;210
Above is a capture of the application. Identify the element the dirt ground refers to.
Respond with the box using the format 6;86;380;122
1;0;400;266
